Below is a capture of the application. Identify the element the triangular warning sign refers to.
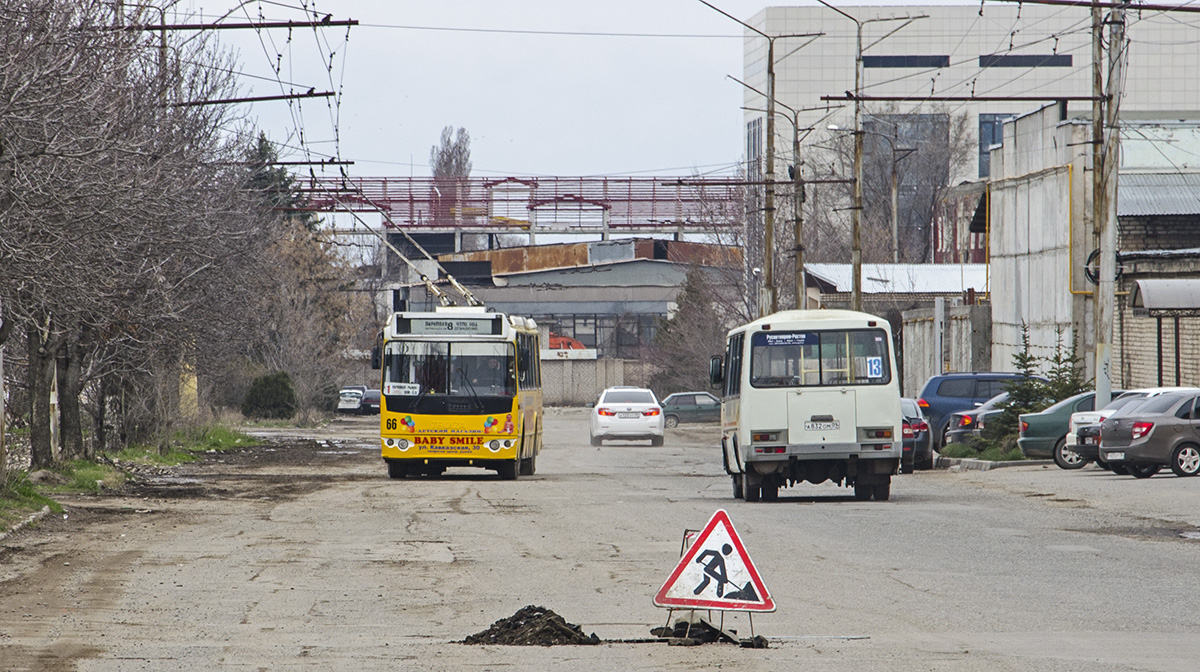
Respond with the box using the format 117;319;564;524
653;509;775;612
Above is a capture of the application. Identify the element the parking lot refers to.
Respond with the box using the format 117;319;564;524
2;407;1199;671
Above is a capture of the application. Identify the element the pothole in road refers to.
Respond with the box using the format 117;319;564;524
1075;521;1200;542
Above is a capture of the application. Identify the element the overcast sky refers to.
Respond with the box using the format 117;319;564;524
182;1;966;179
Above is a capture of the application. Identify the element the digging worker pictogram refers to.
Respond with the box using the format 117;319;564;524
692;543;734;597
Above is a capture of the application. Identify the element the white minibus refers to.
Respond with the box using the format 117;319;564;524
710;309;902;501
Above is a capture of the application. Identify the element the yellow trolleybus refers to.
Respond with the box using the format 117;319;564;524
372;306;543;479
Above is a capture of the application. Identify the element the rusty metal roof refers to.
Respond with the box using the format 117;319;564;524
1119;173;1200;217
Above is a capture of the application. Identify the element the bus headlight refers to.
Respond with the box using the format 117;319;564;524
488;440;501;452
397;439;410;451
503;439;513;447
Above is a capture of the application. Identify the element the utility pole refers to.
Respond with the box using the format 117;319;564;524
1096;0;1129;408
816;1;925;311
696;1;818;317
765;38;778;316
1091;3;1108;405
733;87;840;312
793;122;806;309
851;18;865;312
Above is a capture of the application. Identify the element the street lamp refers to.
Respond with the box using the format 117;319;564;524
816;0;926;311
740;90;844;309
699;0;820;317
830;123;914;264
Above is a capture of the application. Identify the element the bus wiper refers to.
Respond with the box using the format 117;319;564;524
455;368;485;411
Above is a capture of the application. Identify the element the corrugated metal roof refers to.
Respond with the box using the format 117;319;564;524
806;263;989;294
1119;173;1200;217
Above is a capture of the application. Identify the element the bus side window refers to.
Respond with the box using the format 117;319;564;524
725;333;744;397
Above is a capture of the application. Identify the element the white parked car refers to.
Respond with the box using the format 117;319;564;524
589;386;665;446
337;385;367;414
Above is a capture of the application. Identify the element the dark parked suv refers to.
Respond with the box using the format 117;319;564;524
917;372;1042;447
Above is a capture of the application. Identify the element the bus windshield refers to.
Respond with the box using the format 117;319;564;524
383;341;515;399
749;329;891;387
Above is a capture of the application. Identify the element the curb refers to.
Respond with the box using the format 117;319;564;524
936;457;1054;471
0;505;51;543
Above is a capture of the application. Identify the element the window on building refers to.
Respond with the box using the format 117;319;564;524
978;113;1014;178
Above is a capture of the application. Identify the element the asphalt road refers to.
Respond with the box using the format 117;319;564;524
1;407;1199;671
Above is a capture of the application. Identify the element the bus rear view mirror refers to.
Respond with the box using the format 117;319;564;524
709;355;725;389
370;345;381;370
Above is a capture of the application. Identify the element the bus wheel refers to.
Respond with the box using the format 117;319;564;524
497;459;519;480
732;474;743;500
872;480;891;501
519;452;536;476
742;472;761;502
387;461;408;479
853;480;872;501
761;476;779;502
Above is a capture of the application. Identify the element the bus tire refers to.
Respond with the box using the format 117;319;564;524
853;480;872;501
742;471;761;502
497;459;519;480
872;480;891;501
761;476;779;502
519;452;536;476
386;461;408;480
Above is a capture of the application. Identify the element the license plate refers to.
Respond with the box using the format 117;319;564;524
1082;436;1098;445
618;412;640;419
805;421;840;431
1105;452;1125;461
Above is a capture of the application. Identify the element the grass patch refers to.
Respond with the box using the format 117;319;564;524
110;425;259;466
941;441;1028;462
0;472;63;529
41;460;127;495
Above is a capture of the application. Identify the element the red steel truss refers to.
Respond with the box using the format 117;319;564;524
298;175;745;233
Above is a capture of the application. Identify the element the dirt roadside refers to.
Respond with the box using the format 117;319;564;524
0;421;373;671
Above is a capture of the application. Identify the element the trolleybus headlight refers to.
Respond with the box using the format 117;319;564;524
385;438;394;447
488;440;501;451
398;439;410;450
503;439;512;447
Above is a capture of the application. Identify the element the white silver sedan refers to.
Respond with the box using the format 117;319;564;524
589;387;665;446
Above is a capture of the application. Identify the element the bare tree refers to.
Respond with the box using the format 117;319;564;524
429;126;472;178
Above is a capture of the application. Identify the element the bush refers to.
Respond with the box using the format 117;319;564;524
241;371;297;419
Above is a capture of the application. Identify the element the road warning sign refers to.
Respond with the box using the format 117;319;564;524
653;509;775;612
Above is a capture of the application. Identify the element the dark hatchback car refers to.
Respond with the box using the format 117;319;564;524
1099;391;1200;478
660;391;721;428
917;373;1039;447
943;392;1009;448
359;389;382;415
900;398;933;473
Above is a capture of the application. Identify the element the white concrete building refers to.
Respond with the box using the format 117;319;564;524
743;4;1200;181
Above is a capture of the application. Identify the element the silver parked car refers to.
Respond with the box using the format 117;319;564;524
1098;390;1200;478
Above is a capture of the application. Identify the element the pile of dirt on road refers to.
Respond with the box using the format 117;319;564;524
463;605;600;646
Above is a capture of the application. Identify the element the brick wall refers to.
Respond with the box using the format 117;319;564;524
1120;215;1200;252
1116;304;1200;388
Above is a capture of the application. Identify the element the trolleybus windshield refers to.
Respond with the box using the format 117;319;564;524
749;329;891;387
382;340;516;413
